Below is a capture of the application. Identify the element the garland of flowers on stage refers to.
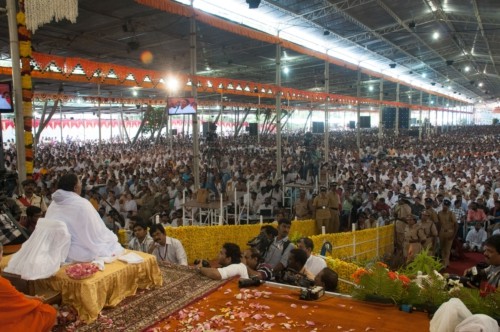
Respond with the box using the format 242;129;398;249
17;1;33;177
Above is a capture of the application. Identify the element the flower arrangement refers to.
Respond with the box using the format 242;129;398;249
351;262;418;304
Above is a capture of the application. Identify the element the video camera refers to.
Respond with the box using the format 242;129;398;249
299;285;324;301
193;259;211;268
247;231;273;256
238;276;262;288
447;262;489;288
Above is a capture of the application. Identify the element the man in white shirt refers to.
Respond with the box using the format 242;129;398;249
128;221;155;253
197;242;248;280
149;224;188;265
463;222;488;252
297;237;326;277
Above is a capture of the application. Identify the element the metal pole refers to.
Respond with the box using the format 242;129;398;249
98;84;102;154
356;67;361;151
59;103;63;143
257;95;261;145
324;60;329;164
395;82;400;136
418;90;423;141
190;1;200;190
275;41;282;180
7;0;26;180
378;78;384;141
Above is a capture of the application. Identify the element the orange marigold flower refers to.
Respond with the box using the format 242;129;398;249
351;268;369;284
387;271;398;280
398;274;411;286
376;262;388;268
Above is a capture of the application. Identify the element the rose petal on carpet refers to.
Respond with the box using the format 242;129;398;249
72;264;227;331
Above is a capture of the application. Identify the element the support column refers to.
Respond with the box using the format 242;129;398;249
7;0;26;179
356;67;361;150
324;60;329;164
190;2;200;189
418;91;423;141
395;83;400;136
378;78;384;141
275;42;283;180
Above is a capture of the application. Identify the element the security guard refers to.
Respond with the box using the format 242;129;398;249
393;195;412;259
420;210;438;253
312;186;334;234
404;214;426;263
438;199;458;268
327;182;341;233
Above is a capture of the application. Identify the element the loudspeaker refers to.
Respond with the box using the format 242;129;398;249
171;129;177;135
359;116;371;128
348;121;356;129
382;107;410;129
249;123;258;136
312;122;324;133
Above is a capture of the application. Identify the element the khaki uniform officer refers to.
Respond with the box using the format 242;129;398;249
327;182;341;233
312;186;334;234
293;190;312;220
424;198;439;230
393;196;412;258
438;199;458;268
404;215;426;263
420;210;438;253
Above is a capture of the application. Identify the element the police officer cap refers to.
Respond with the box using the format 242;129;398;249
425;198;433;203
320;186;327;191
443;199;452;206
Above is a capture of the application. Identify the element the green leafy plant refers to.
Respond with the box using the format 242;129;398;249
400;248;443;276
452;287;500;318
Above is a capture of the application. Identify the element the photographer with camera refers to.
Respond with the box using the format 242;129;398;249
242;247;273;281
263;219;294;274
276;248;314;287
463;234;500;290
195;243;248;280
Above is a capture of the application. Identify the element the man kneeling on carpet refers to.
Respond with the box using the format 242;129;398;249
149;224;188;266
196;243;249;280
0;243;57;332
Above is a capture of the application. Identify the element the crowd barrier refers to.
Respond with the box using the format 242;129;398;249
151;221;394;293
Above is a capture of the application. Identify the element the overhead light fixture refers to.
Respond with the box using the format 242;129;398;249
431;82;436;86
446;60;454;66
283;66;289;74
408;21;416;29
421;73;427;78
389;63;396;68
323;30;330;36
464;66;470;72
246;0;261;9
478;82;483;87
432;31;439;40
368;85;374;91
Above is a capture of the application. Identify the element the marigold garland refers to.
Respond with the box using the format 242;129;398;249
17;0;33;178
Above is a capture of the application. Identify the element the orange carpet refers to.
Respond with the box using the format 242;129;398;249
150;279;430;332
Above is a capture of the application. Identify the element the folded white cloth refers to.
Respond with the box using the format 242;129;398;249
91;259;105;271
118;252;144;264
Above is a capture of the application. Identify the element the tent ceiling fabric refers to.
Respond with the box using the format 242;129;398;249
0;0;498;108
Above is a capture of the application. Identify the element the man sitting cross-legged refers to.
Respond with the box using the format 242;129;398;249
196;242;248;280
297;237;327;277
149;224;188;266
128;221;155;253
242;247;273;281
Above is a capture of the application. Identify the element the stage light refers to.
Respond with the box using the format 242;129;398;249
389;63;396;68
246;0;261;9
446;60;454;66
323;30;330;36
408;21;416;29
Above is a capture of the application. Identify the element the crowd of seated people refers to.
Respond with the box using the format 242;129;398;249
1;125;499;270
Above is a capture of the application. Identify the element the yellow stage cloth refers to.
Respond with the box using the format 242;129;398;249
1;250;163;323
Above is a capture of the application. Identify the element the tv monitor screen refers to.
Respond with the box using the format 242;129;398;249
167;97;197;115
259;209;272;217
0;82;13;113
